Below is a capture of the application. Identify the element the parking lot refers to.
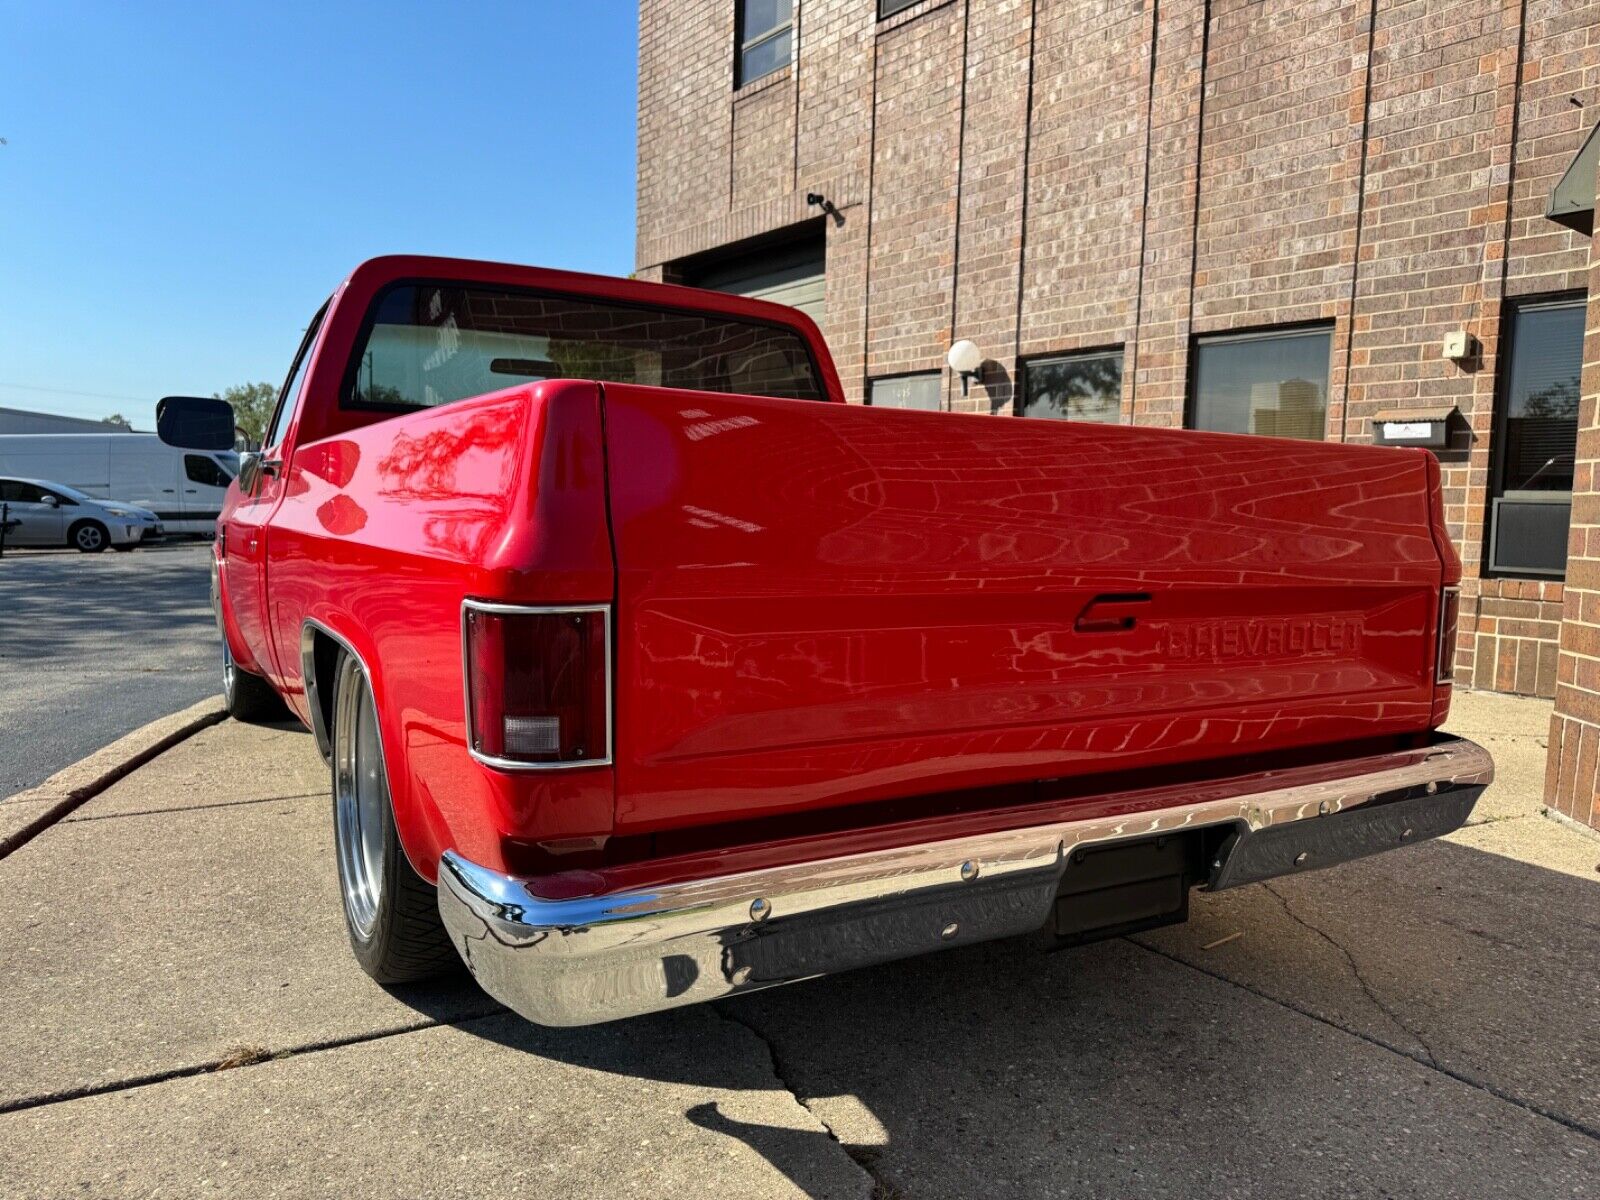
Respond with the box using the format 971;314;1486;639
1;661;1596;1196
0;542;217;796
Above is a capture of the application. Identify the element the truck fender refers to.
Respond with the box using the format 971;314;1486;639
298;614;442;884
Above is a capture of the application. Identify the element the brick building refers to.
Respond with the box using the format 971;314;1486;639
636;0;1600;828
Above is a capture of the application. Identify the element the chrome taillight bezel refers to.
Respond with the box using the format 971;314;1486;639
1436;586;1460;686
461;599;613;772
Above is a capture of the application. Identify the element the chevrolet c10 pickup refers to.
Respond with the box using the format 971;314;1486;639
156;254;1493;1026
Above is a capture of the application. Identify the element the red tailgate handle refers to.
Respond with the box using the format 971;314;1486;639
1074;593;1151;633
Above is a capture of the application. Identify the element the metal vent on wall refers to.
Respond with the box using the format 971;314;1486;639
1489;496;1572;577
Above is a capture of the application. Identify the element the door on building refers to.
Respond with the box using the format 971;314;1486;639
688;239;826;327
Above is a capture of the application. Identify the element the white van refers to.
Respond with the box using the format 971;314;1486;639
0;433;236;536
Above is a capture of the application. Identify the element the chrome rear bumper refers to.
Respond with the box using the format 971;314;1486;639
437;736;1492;1027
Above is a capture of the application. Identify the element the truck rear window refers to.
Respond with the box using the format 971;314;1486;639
344;281;825;410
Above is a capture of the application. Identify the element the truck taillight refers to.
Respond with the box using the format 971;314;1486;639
1437;586;1460;685
463;602;611;768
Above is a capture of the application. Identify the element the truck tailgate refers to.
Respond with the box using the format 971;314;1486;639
600;385;1446;835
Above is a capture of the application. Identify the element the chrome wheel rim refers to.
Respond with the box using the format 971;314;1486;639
333;662;387;940
221;636;236;700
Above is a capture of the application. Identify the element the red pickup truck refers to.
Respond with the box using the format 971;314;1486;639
159;255;1492;1026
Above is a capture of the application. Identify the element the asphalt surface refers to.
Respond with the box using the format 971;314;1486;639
0;542;218;796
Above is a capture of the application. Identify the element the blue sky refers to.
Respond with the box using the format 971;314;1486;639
1;1;639;428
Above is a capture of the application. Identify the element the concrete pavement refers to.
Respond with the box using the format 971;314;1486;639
0;689;1595;1198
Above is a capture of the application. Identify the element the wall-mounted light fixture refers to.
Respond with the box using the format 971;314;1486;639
948;339;983;397
806;192;843;226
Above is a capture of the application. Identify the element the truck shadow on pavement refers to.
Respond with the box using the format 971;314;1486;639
409;834;1599;1199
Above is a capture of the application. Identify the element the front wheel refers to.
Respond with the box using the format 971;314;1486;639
330;653;456;983
217;600;286;722
69;520;109;553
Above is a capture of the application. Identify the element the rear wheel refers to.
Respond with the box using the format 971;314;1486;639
330;653;456;983
69;520;108;553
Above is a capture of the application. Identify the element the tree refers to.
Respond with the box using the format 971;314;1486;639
102;413;132;430
215;382;278;448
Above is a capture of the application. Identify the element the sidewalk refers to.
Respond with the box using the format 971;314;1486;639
0;691;1594;1198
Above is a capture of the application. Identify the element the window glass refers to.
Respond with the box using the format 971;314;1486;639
0;481;48;503
738;0;792;85
1022;351;1123;422
879;0;921;16
348;283;825;411
185;454;234;487
41;487;78;506
1497;300;1581;495
869;374;942;410
264;303;328;450
1191;327;1331;440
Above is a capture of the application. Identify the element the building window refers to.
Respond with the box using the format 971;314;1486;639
1487;296;1584;577
870;373;942;410
1020;350;1123;422
878;0;921;17
736;0;792;87
1190;326;1332;440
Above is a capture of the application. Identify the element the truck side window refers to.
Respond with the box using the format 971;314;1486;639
184;455;232;488
262;302;330;449
345;282;825;411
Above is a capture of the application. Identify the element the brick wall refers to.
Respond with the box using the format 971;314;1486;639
637;0;1600;707
1547;152;1600;830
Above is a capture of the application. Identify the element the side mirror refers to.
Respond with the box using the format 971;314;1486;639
41;495;59;508
156;396;235;451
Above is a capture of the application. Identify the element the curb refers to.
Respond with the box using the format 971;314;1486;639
0;696;229;858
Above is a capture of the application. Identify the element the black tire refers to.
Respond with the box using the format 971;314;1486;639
69;520;109;553
223;646;287;721
213;569;287;722
330;653;457;983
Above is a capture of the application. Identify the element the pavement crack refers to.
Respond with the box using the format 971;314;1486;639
0;1009;507;1117
1128;937;1600;1145
1260;880;1442;1068
716;1004;899;1199
63;792;325;823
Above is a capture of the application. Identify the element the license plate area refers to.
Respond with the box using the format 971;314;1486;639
1052;830;1224;946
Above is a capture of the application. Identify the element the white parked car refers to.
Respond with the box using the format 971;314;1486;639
0;476;163;552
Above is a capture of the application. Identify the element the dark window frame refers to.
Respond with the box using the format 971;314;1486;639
1483;289;1586;580
735;0;794;88
339;277;829;416
263;300;330;451
1185;319;1335;440
878;0;924;18
1016;345;1126;422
